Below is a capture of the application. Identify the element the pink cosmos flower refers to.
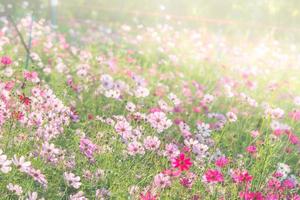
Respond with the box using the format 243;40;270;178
164;143;180;159
0;149;12;173
7;183;23;196
202;169;224;183
1;56;12;65
287;133;299;145
172;153;192;171
289;110;300;121
147;111;172;133
180;172;196;188
27;168;48;188
153;173;171;189
79;138;98;161
40;142;60;164
140;191;156;200
250;130;260;138
231;169;252;184
64;172;82;189
27;191;44;200
282;178;296;189
215;156;229;168
143;136;161;151
69;191;88;200
246;145;257;154
115;120;132;139
12;155;31;172
226;111;237;122
265;193;279;200
24;71;40;83
267;178;281;190
127;141;145;156
239;191;264;200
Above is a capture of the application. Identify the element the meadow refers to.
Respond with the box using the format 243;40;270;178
0;6;300;199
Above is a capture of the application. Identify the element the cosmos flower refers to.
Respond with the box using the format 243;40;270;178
153;173;171;189
69;191;88;200
202;169;224;183
0;150;12;173
1;56;12;65
140;191;157;200
215;156;229;168
144;136;161;151
12;155;31;172
172;153;192;171
246;145;257;154
6;183;23;196
64;172;82;189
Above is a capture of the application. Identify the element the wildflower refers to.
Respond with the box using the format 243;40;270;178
164;143;180;159
180;172;196;188
267;178;281;190
26;191;45;200
140;191;157;200
64;172;82;189
250;130;260;138
127;141;145;156
276;163;290;179
270;108;285;119
27;168;48;188
40;142;61;164
215;156;229;168
196;122;211;137
79;137;98;161
172;153;192;171
1;56;12;65
19;93;31;106
246;145;257;154
153;173;171;189
202;94;214;104
7;183;23;196
0;150;12;173
23;71;40;83
192;143;209;156
231;169;252;184
239;191;264;200
135;86;150;98
95;188;111;199
101;74;114;89
265;193;279;200
202;169;224;183
69;191;88;200
147;111;172;133
115;120;132;140
282;178;296;189
12;155;31;172
126;102;136;112
226;111;237;122
144;136;161;151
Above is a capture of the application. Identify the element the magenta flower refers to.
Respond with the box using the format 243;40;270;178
1;56;12;65
231;169;252;184
140;191;157;200
172;153;192;171
202;169;224;183
246;145;257;154
79;138;98;161
215;156;229;168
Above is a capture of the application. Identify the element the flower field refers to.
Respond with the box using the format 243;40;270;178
0;11;300;200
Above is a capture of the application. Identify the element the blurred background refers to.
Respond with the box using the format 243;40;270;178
1;0;300;43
